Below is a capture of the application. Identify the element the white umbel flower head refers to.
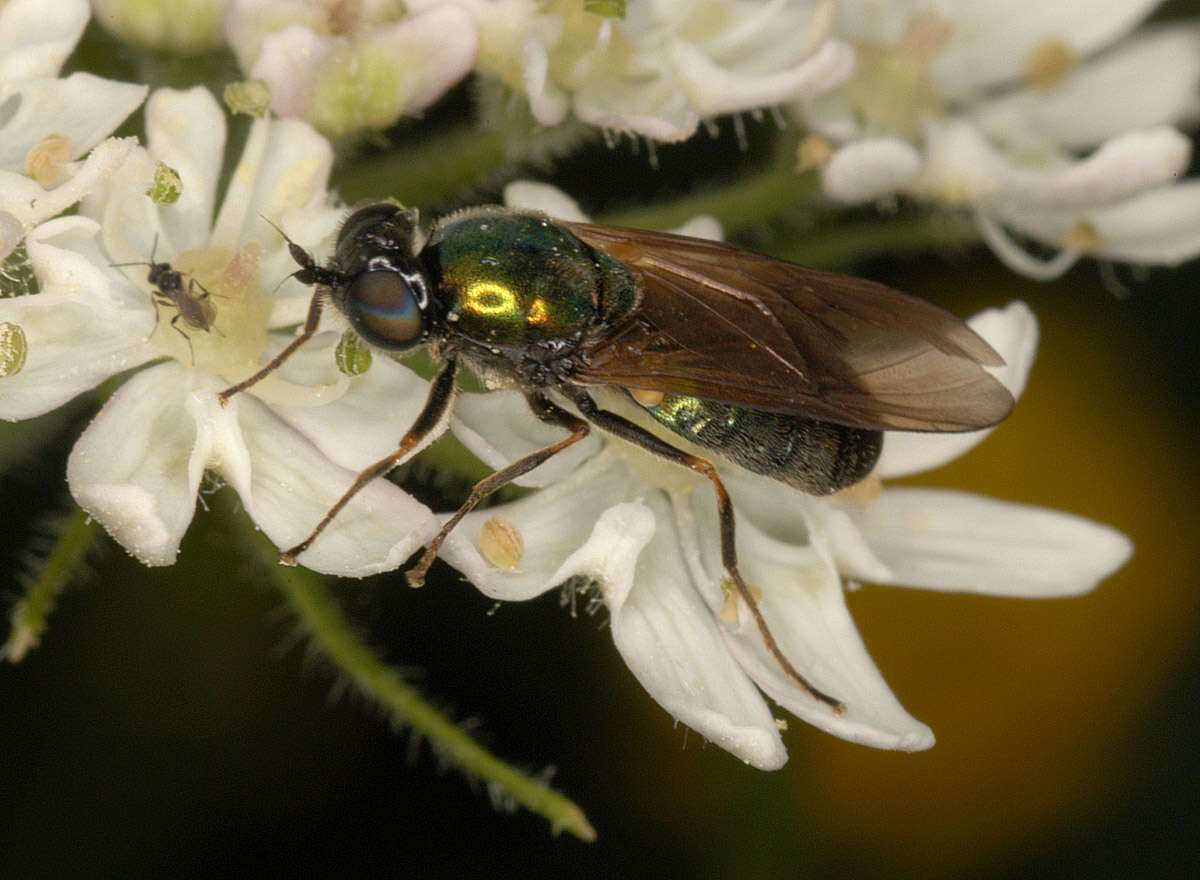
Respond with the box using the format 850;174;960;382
806;1;1200;277
450;0;855;142
426;183;1131;767
0;88;440;573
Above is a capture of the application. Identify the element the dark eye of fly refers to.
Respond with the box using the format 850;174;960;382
344;270;424;350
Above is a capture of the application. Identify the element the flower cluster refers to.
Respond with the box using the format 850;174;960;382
1;82;441;573
2;0;1143;771
802;1;1200;277
107;0;1200;277
1;0;145;262
460;0;854;142
212;0;856;141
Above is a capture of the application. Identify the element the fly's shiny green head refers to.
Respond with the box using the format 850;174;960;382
426;210;636;349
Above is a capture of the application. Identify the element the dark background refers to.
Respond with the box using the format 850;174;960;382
1;12;1198;880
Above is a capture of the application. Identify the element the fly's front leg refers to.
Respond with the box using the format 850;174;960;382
279;357;460;564
404;392;590;587
218;289;325;405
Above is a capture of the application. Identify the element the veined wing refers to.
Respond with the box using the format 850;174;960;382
566;222;1013;432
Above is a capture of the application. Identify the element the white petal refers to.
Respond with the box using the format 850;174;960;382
503;181;589;222
605;497;787;770
878;302;1038;478
0;0;88;79
821;137;922;204
268;342;439;472
572;52;700;143
0;74;146;174
0;217;156;420
67;363;203;566
993;179;1200;266
0;288;149;419
672;214;723;241
229;392;441;577
917;120;1191;211
223;0;328;70
142;88;227;252
450;389;602;488
974;209;1084;281
854;488;1133;597
0;211;20;260
438;449;643;601
521;33;569;127
1;137;139;231
670;37;854;117
210;114;334;253
250;24;329;117
375;6;478;111
972;24;1200;152
672;487;935;750
719;466;899;588
931;0;1162;99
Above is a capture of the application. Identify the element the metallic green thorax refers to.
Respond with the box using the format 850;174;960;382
425;210;638;348
643;393;882;495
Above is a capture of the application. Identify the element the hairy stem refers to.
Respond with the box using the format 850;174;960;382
239;524;596;841
5;506;96;662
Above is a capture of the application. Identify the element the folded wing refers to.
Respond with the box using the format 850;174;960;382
566;222;1014;432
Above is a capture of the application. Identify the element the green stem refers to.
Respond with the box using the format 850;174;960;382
335;120;596;208
5;506;96;662
596;163;980;270
597;164;815;235
772;211;980;270
241;525;595;841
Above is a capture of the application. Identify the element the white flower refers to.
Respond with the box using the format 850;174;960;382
806;2;1200;278
0;87;439;573
417;184;1130;768
0;0;147;259
223;0;477;138
447;0;854;142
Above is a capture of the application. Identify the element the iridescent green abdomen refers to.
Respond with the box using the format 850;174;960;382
426;210;637;348
641;393;882;494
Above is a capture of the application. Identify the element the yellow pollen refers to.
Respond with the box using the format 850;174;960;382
479;515;524;570
1061;220;1101;251
796;135;834;172
1026;40;1077;90
25;134;71;187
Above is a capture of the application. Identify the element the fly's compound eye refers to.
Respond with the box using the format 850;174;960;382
344;270;425;351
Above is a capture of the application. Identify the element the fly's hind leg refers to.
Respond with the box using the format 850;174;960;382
565;388;845;714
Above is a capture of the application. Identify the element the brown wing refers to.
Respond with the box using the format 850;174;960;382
565;222;1014;432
